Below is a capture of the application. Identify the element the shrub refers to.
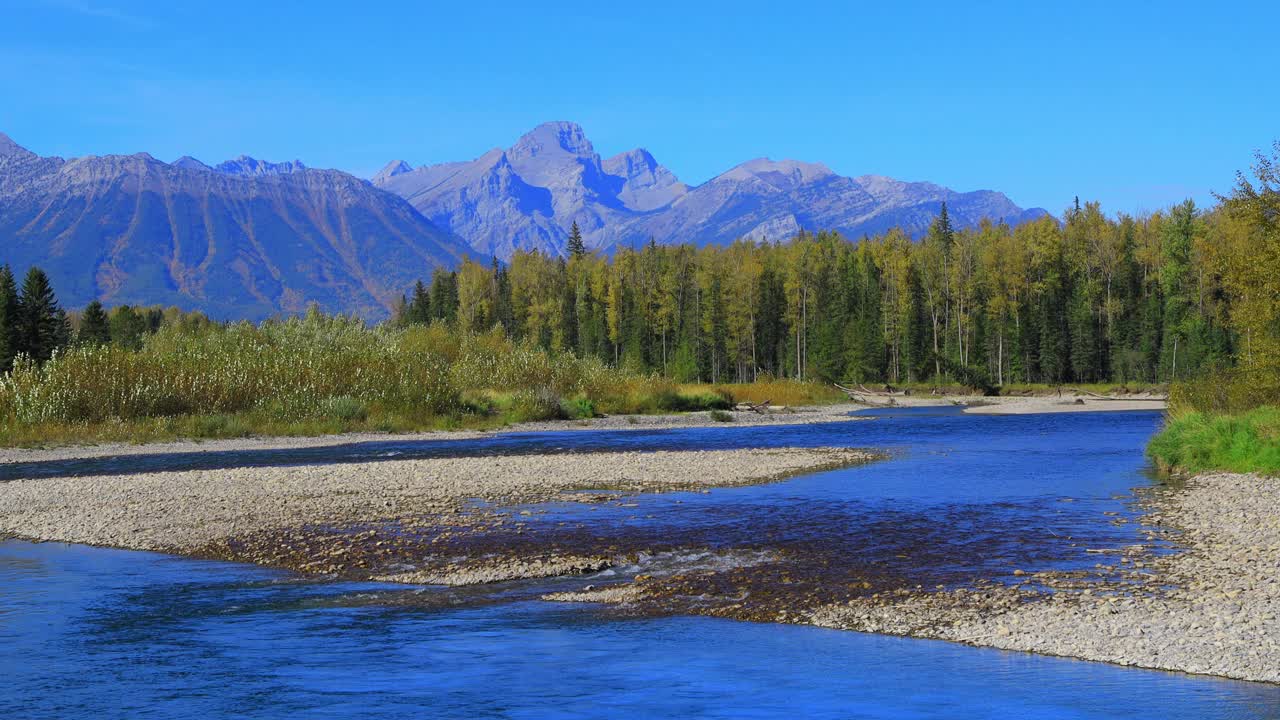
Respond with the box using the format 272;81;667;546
191;414;250;438
1168;369;1280;416
560;395;596;420
708;409;734;422
508;388;566;422
323;396;368;422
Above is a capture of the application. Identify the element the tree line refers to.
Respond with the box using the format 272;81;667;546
0;266;73;371
0;264;219;371
395;201;1242;389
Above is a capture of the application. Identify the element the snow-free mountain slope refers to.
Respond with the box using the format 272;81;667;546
0;134;470;320
375;122;1049;258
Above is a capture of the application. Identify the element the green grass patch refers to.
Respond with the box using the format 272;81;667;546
1147;406;1280;475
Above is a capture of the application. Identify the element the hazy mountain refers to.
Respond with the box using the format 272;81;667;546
0;133;470;320
373;159;414;184
213;155;308;177
171;155;213;172
376;122;1048;258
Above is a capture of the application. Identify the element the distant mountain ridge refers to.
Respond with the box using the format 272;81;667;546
375;121;1049;258
0;132;470;320
0;123;1048;318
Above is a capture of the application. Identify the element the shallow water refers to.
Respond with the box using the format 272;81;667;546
4;408;1280;718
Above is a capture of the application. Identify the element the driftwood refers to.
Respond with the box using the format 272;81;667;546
833;383;901;407
734;400;772;414
836;383;900;398
833;384;898;407
1066;387;1168;401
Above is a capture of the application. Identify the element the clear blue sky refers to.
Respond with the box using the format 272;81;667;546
2;0;1277;215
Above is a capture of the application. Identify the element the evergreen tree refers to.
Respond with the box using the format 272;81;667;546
903;264;929;382
566;222;586;258
429;269;459;324
930;202;955;251
17;267;65;362
108;305;148;350
78;300;112;345
406;280;432;325
1159;200;1198;379
855;253;886;381
52;308;72;351
0;266;19;371
754;264;786;376
558;260;579;353
491;258;515;333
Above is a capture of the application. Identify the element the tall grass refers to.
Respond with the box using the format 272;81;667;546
0;314;841;445
1147;367;1280;476
0;316;616;440
1147;407;1280;475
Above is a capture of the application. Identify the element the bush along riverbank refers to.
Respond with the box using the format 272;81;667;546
0;311;846;447
1148;407;1280;475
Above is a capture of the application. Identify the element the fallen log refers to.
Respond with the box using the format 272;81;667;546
1066;387;1168;401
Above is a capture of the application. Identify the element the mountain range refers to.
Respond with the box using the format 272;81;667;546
374;121;1048;258
0;122;1048;319
0;133;469;320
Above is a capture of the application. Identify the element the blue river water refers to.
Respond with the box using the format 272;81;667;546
3;408;1279;718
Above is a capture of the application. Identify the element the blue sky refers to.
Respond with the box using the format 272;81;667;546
2;0;1277;215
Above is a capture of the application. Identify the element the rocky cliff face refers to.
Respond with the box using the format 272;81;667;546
376;121;689;258
0;134;470;320
375;122;1049;258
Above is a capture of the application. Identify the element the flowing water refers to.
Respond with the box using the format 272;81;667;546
3;408;1279;718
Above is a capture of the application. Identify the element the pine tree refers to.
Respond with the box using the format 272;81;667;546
17;267;65;362
0;266;19;371
429;269;459;324
108;305;148;350
78;300;111;345
52;308;72;351
903;264;929;382
556;258;579;352
491;258;514;333
566;222;586;258
407;280;432;325
931;202;955;251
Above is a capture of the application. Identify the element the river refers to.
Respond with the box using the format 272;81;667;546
3;408;1278;718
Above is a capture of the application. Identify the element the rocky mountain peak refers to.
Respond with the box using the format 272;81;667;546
374;159;414;184
0;132;35;160
721;158;836;189
605;148;659;175
214;155;308;177
604;148;688;212
172;156;213;172
509;121;595;162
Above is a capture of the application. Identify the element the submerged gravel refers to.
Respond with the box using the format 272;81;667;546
808;472;1280;684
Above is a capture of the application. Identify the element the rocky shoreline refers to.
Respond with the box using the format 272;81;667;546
555;471;1279;684
0;445;874;561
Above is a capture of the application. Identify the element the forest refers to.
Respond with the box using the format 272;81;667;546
395;197;1236;390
